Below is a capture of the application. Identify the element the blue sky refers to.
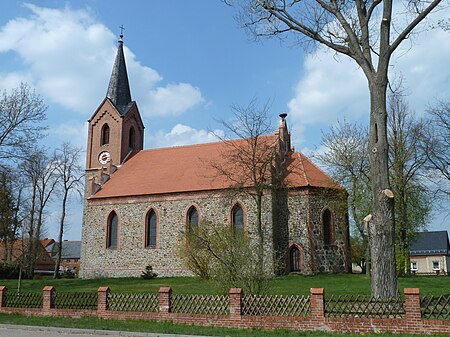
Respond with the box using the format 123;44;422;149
1;1;449;240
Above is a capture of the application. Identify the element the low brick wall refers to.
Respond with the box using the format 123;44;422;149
0;285;448;335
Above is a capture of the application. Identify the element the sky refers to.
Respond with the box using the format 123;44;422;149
0;1;449;240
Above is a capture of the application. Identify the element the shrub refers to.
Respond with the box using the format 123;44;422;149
141;265;158;279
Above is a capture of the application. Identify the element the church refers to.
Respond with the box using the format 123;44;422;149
80;35;351;278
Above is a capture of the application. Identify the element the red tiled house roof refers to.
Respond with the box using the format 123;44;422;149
90;136;341;200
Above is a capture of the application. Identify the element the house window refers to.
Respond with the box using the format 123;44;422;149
107;211;118;249
146;209;157;248
411;261;418;271
187;206;199;232
322;209;333;245
289;246;302;272
432;261;440;271
101;123;110;145
129;126;136;149
232;204;244;235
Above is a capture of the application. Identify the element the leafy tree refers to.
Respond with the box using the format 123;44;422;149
387;92;430;275
180;222;270;294
226;0;444;298
314;120;372;274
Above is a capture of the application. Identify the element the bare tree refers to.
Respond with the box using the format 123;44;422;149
314;120;372;274
22;149;59;276
211;99;277;275
53;143;84;278
227;0;444;298
388;92;430;275
0;83;47;163
426;100;450;197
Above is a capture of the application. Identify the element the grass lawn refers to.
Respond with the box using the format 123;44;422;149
0;273;448;296
0;313;444;337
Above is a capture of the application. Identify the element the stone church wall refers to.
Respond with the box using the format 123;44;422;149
80;191;275;278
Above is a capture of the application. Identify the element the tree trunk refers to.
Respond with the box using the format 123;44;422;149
54;191;68;278
368;81;398;298
255;190;264;273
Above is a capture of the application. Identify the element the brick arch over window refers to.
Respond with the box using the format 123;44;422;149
322;208;335;245
106;211;118;249
145;208;158;248
288;243;304;272
231;203;245;234
129;126;136;149
101;123;110;146
187;205;199;232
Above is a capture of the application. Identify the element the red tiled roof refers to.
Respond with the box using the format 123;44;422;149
91;138;341;199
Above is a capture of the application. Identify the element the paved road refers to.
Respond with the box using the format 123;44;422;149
0;324;213;337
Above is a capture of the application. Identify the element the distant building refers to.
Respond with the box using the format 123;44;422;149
0;239;55;274
46;241;81;272
410;231;450;275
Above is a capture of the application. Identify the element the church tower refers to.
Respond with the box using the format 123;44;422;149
85;33;144;174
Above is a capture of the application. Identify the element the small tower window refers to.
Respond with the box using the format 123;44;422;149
232;204;244;235
146;209;157;248
187;206;199;232
323;209;334;245
101;123;110;145
107;211;118;249
129;126;136;149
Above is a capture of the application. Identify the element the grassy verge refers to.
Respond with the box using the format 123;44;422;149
1;274;448;296
0;313;442;337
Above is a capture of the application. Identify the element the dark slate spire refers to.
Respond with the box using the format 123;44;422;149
107;32;132;115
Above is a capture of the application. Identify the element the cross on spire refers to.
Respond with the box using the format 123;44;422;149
119;25;125;37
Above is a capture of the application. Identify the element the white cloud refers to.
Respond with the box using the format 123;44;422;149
0;4;204;117
288;7;450;127
48;121;88;151
143;83;204;116
148;124;224;148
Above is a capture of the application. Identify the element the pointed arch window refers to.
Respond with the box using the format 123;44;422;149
101;123;110;145
232;204;244;235
289;246;302;272
129;126;136;149
323;209;334;245
146;209;157;248
107;211;118;249
187;206;199;232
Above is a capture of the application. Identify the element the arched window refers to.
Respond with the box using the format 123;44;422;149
101;123;110;145
107;211;118;249
323;209;333;245
232;204;244;235
146;209;157;248
129;126;136;149
290;246;301;272
187;206;199;232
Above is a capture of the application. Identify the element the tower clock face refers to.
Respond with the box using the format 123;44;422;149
98;151;111;165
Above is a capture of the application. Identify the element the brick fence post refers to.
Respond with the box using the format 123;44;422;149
311;288;325;321
43;286;55;310
98;287;110;315
159;287;172;314
404;288;421;323
229;288;243;319
0;286;6;308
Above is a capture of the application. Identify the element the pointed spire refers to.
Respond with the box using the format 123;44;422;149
107;30;132;115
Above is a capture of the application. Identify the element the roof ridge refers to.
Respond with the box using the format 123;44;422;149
139;134;277;153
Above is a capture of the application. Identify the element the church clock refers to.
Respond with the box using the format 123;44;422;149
98;151;111;165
